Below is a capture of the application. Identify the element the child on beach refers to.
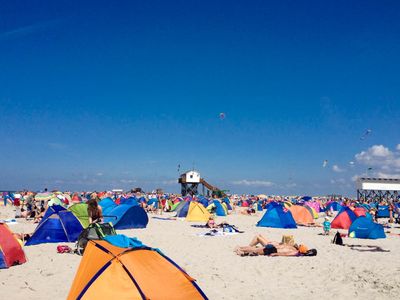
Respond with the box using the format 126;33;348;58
323;217;331;235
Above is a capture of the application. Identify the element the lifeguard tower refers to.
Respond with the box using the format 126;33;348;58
178;170;201;196
178;170;227;197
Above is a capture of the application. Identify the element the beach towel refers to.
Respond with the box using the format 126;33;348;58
152;217;176;221
197;229;239;237
0;219;18;225
103;235;144;248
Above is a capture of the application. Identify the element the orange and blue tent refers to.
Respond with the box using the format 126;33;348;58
289;205;314;225
67;238;208;300
0;223;27;269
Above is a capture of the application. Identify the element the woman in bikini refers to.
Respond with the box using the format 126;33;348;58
234;234;310;257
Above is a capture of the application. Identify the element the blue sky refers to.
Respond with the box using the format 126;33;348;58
1;1;399;195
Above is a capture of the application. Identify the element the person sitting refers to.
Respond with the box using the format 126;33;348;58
87;199;103;224
234;234;316;257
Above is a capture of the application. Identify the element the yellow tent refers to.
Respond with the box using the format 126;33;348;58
186;202;210;222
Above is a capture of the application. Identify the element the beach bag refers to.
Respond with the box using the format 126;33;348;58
57;245;73;254
281;235;295;246
76;222;116;255
332;231;343;246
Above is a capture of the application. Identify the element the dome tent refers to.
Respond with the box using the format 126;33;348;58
257;202;297;229
349;217;386;239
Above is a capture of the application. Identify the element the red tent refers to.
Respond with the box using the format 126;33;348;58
0;223;27;268
331;208;357;229
353;207;367;217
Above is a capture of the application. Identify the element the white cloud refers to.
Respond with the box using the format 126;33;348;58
232;180;275;187
397;144;400;151
375;172;400;179
355;144;400;169
96;172;103;176
332;165;345;173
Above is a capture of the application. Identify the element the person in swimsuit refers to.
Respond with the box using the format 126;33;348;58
234;234;309;257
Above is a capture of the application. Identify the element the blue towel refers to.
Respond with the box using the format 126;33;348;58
104;234;144;248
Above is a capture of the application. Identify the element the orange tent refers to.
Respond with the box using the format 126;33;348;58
289;205;314;225
68;240;208;300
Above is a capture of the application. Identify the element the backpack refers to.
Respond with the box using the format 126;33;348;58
332;231;343;245
75;222;116;255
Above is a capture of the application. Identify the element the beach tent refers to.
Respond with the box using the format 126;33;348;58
119;197;139;206
171;201;183;212
186;202;211;222
289;205;314;225
353;207;367;217
304;206;318;219
301;196;312;201
104;204;148;229
376;205;390;218
257;203;297;229
207;200;227;216
326;201;343;212
176;201;191;218
331;207;357;229
26;205;83;246
241;200;249;207
348;217;386;239
67;239;208;300
283;201;292;209
198;197;210;209
221;197;233;210
0;223;27;269
99;197;117;215
69;203;90;228
305;201;320;213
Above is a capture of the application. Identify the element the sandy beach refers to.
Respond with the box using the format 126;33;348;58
1;205;400;300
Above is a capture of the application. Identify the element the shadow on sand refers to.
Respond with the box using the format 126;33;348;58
346;244;390;253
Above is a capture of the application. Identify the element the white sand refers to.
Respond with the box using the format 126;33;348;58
1;207;400;300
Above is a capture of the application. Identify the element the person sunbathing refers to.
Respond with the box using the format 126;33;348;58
234;234;316;257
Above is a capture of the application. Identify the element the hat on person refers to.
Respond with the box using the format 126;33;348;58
298;244;309;254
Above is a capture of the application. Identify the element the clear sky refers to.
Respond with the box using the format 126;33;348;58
1;1;399;195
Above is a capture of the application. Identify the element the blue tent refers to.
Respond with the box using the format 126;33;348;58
104;204;148;229
349;217;386;239
211;200;226;216
221;197;233;210
99;197;117;214
176;201;191;218
301;196;312;201
26;205;83;246
376;205;390;218
257;203;297;229
326;201;343;212
119;197;139;206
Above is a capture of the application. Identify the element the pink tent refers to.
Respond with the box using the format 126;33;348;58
305;201;320;213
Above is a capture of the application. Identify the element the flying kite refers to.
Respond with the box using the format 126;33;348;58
219;112;226;120
360;129;372;140
322;160;328;168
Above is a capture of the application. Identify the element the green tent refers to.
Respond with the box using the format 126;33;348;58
171;201;183;212
69;203;90;228
48;197;63;207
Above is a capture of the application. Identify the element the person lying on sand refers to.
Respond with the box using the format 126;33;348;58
234;234;316;257
240;207;256;215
